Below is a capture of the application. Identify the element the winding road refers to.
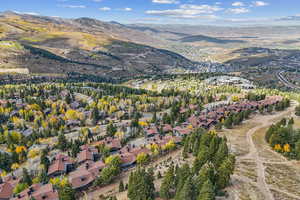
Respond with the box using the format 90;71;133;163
277;70;300;90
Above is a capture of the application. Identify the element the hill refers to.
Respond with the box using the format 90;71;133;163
178;34;246;44
0;12;195;78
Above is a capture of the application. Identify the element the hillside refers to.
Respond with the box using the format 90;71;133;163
178;34;246;44
0;12;195;78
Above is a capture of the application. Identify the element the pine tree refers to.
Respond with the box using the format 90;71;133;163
57;133;68;151
197;179;215;200
22;168;32;186
213;139;228;168
195;163;215;194
58;183;75;200
160;165;175;199
193;146;209;173
175;177;193;200
119;180;125;192
128;168;155;200
175;164;190;196
216;155;235;190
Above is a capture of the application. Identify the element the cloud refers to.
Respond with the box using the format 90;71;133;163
152;0;180;4
59;4;86;8
99;7;111;11
252;1;269;7
146;4;222;19
232;2;245;7
13;11;40;15
122;8;133;11
227;7;250;14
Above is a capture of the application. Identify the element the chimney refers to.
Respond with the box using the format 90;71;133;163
85;162;89;169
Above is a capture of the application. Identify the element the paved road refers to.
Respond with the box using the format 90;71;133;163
277;70;300;90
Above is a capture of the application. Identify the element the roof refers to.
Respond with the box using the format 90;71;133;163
163;124;173;133
0;182;13;199
31;184;59;200
68;169;95;189
78;160;106;177
48;154;74;176
12;184;58;200
145;127;159;136
93;137;122;150
120;153;136;166
77;146;98;163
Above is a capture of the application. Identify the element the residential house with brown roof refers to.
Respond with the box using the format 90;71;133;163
0;182;13;200
77;145;99;164
93;137;122;152
48;154;75;177
78;160;106;178
144;126;159;138
12;183;59;200
68;168;95;190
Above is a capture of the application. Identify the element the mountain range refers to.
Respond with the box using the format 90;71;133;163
0;11;195;78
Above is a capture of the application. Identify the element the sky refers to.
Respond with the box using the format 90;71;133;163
1;0;300;25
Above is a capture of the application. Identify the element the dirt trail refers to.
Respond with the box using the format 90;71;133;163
227;101;300;200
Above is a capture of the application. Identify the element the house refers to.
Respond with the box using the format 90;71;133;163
77;145;99;164
2;175;19;187
173;126;192;136
0;182;13;200
93;137;122;152
48;154;74;177
78;160;106;177
68;169;95;190
120;153;136;169
162;124;173;133
144;127;159;138
12;183;59;200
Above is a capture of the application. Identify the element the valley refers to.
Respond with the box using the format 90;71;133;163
0;5;299;200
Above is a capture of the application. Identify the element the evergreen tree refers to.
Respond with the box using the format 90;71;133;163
57;133;68;151
213;139;228;168
119;180;125;192
160;165;175;199
216;155;235;190
224;115;233;129
193;146;209;173
175;177;193;200
128;168;155;200
197;179;215;200
195;163;215;194
22;168;32;186
58;183;76;200
175;164;190;196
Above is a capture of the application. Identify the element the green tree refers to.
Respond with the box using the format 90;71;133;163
22;168;32;186
160;165;175;199
175;177;193;200
119;180;125;192
128;168;155;200
58;183;75;200
197;179;215;200
57;133;68;151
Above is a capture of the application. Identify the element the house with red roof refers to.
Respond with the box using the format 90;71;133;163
12;184;59;200
93;137;122;152
68;169;95;190
78;160;106;178
144;126;159;138
0;182;13;200
77;145;99;164
48;154;75;177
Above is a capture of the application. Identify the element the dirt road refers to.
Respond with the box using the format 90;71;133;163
225;101;300;200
